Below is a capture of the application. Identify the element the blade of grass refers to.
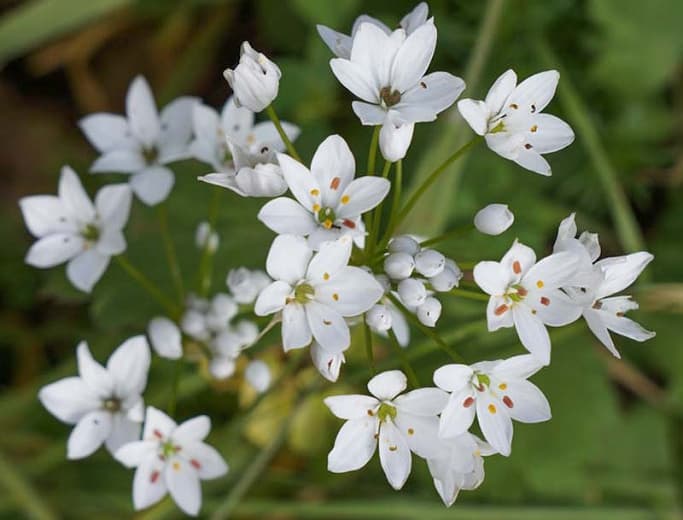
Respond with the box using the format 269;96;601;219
0;450;57;520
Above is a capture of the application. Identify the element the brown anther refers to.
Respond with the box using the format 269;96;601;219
494;304;509;316
509;103;519;109
512;261;522;274
323;320;332;325
517;287;528;297
190;459;201;470
524;143;533;150
342;219;356;229
530;104;537;113
502;396;514;408
408;428;415;435
540;296;550;306
420;81;427;89
379;86;401;107
367;409;374;416
150;470;160;483
389;445;398;452
330;177;341;190
530;124;538;133
463;397;475;408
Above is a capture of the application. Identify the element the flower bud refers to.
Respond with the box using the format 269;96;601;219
148;317;182;360
579;231;601;262
384;252;415;280
224;42;281;112
180;309;208;341
379;118;415;162
227;267;271;304
245;360;271;393
209;356;236;380
195;221;219;252
236;320;259;346
366;304;392;331
212;330;242;357
429;261;462;292
388;235;420;255
474;203;514;235
205;294;238;331
414;248;445;277
397;278;427;307
374;274;391;293
310;342;345;382
416;297;442;327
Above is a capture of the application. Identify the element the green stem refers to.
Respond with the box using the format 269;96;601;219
0;450;56;520
197;187;221;297
363;322;376;376
167;360;182;417
157;204;184;304
367;161;392;257
115;256;180;317
450;287;490;302
265;104;301;161
420;224;474;248
367;126;380;175
379;159;403;248
387;328;420;387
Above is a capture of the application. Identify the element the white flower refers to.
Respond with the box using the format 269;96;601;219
457;69;574;176
79;76;198;205
20;166;132;292
329;20;465;160
224;42;281;112
474;203;514;236
195;221;219;253
254;235;383;352
226;267;272;304
317;2;430;59
258;135;390;250
473;241;583;365
325;370;448;490
434;354;550;456
310;342;346;382
115;407;228;516
427;432;495;507
148;317;183;360
245;360;271;393
192;97;299;197
39;336;150;459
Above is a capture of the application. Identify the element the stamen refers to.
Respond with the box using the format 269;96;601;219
323;320;332;325
323;219;333;229
530;104;537;113
341;195;350;204
150;470;160;483
313;203;321;213
190;459;201;470
330;177;341;190
494;304;509;316
342;219;356;229
488;404;497;414
530;124;538;133
509;103;519;110
524;143;533;150
540;296;550;306
517;287;528;297
172;461;181;471
502;396;514;408
388;445;398;452
536;280;544;288
332;293;339;301
323;272;330;280
463;397;475;408
407;428;415;435
512;261;522;274
498;383;507;390
310;188;320;196
420;81;427;89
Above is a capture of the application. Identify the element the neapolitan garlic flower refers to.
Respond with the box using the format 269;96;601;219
474;203;514;236
192;97;299;197
457;70;574;176
258;135;390;249
473;241;582;365
325;370;447;490
115;407;228;516
224;42;281;112
20;166;132;292
434;354;550;456
254;235;383;352
39;336;150;459
148;317;183;360
79;76;198;205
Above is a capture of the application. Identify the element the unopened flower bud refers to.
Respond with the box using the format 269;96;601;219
209;357;236;380
148;317;182;360
474;203;514;235
388;235;420;255
227;268;271;304
379;118;415;162
366;304;392;331
205;294;238;331
429;261;463;292
414;249;445;277
384;252;415;280
235;320;259;346
417;297;442;327
245;360;271;393
397;278;427;307
224;42;281;112
374;274;391;293
180;309;208;340
195;221;219;253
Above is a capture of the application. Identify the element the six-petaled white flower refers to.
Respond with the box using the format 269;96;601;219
255;235;383;352
258;135;390;249
79;76;198;205
457;69;574;175
20;166;132;292
473;241;583;365
115;407;228;516
39;336;150;459
326;370;448;490
224;42;281;112
434;354;551;456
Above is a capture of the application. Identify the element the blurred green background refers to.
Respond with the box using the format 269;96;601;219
1;0;682;518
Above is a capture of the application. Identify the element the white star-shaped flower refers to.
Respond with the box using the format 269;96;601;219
254;235;383;353
39;336;150;459
325;370;448;490
79;75;198;205
115;407;228;516
458;69;574;175
19;166;131;292
434;354;550;456
258;135;390;249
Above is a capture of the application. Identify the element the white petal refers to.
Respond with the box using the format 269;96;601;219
457;99;489;135
368;370;407;400
599;311;656;343
527;113;574;153
107;335;150;398
91;149;146;173
142;406;177;440
507;70;559;115
394;388;448;416
148;317;183;359
66;250;109;293
390;21;436;93
95;229;126;256
327;417;377;473
379;118;414;162
317;24;353;58
234;164;288;197
244;360;271;393
582;308;619;356
59;166;95;220
126;76;160;147
530;289;582;326
95;183;132;230
105;415;142;455
165;457;202;516
398;72;465;118
277;153;319;209
19;195;73;237
378;420;411;490
394;412;443;458
336;177;390;219
38;377;98;424
512;306;551;366
352;101;387;125
484;69;518;114
158;96;198;162
251;121;300;151
173;416;211;443
132;454;168;511
351;21;398;89
330;58;379;103
311;342;346;382
79;113;134;152
198;172;240;193
77;341;113;397
181;442;229;479
512;148;552;176
130;167;174;206
400;2;429;33
595;252;654;299
67;410;111;459
115;440;157;467
491;354;544;380
306;301;350;353
475;393;513;456
524;251;580;291
257;197;318;236
324;394;380;420
265;234;312;284
473;261;509;296
315;266;384;316
500;241;537;280
310;135;356;206
438;388;476;438
254;280;291;316
282;303;312;351
503;380;551;423
433;364;474;393
221;97;254;143
25;233;83;268
306;236;352;282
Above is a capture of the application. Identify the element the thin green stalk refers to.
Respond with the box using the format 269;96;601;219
367;161;392;256
363;321;376;375
367;126;380;175
265;104;301;161
380;159;403;247
0;451;56;520
420;224;474;248
197;187;222;296
157;204;184;304
387;328;419;387
167;361;182;417
450;287;490;302
115;256;179;317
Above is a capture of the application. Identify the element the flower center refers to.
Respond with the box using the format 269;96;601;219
377;402;397;422
506;284;528;303
489;120;506;133
81;223;100;242
294;283;315;304
317;207;337;229
160;440;180;459
379;86;401;107
475;373;491;389
143;146;159;165
102;397;121;412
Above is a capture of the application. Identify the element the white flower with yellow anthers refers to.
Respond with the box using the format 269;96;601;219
473;241;583;365
458;69;574;176
258;135;390;250
254;234;383;353
325;370;448;490
434;354;550;457
115;407;228;516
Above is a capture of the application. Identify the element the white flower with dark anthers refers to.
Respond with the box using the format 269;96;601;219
434;354;550;456
19;166;132;293
427;432;495;507
325;370;448;490
329;20;465;160
148;317;183;360
317;2;430;60
255;234;383;352
79;76;198;205
474;203;514;236
224;42;281;113
553;214;655;357
258;135;390;250
310;341;346;382
39;337;150;459
192;98;299;197
473;241;583;365
115;407;228;516
457;69;574;176
226;267;272;304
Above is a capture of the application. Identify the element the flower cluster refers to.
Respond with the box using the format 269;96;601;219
22;1;657;516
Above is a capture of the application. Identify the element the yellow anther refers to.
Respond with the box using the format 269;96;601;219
488;404;497;414
323;219;333;229
323;272;330;280
310;188;320;196
499;383;507;390
313;203;321;212
536;280;544;288
341;195;350;204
